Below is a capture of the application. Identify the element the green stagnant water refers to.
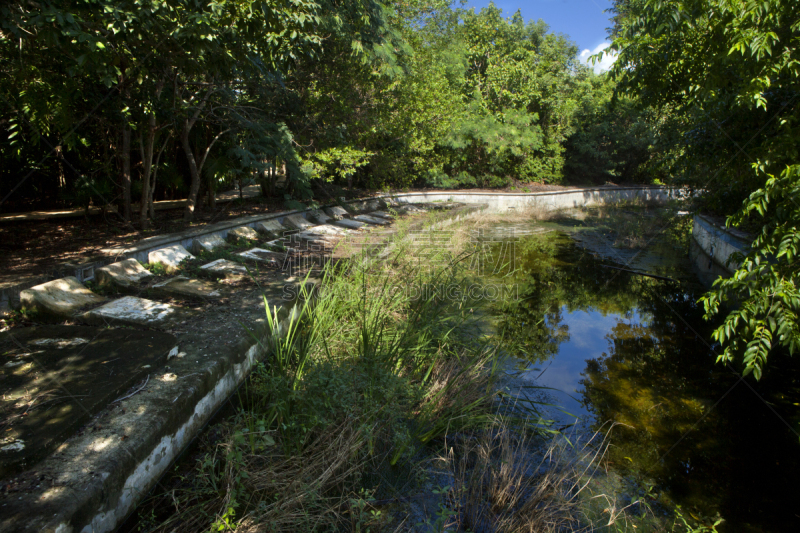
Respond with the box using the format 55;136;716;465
479;207;800;532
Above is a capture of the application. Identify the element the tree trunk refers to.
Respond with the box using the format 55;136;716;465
182;118;202;221
149;134;170;220
121;125;132;221
208;173;216;209
139;112;157;230
270;158;277;195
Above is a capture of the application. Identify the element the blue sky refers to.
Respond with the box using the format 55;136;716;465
463;0;617;73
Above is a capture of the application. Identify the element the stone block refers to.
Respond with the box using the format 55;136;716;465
82;296;180;327
307;224;347;236
227;226;259;242
308;210;332;224
349;199;384;213
324;206;350;220
283;214;314;231
333;219;365;230
397;204;427;214
149;245;194;269
153;276;223;299
291;232;337;247
191;234;226;255
20;277;107;319
366;211;395;220
95;259;153;290
255;219;290;239
353;214;391;226
238;248;285;266
55;260;104;282
200;259;248;279
0;275;48;311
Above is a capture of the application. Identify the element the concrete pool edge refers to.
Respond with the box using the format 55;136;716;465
691;214;751;274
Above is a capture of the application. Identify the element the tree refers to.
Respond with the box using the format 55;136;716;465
606;0;800;378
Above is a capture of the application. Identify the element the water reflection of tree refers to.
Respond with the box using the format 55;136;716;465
495;232;644;363
492;226;800;527
497;232;728;510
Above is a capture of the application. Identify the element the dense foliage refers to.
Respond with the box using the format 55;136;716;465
607;0;799;377
0;1;652;225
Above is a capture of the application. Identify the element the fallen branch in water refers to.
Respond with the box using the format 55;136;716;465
600;264;678;283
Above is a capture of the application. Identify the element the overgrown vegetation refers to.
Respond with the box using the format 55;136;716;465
133;224;542;531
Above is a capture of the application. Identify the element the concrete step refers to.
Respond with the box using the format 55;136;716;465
290;231;339;247
367;210;395;220
81;296;185;328
333;219;366;230
148;245;195;270
95;259;154;290
397;205;428;214
227;226;259;243
199;259;248;279
307;210;333;224
20;277;107;320
283;214;315;231
324;205;350;220
0;199;480;533
306;224;348;236
255;220;291;239
348;198;385;213
152;276;224;299
238;248;284;266
191;234;226;255
353;214;391;226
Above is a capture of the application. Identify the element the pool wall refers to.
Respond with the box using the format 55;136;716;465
691;214;751;274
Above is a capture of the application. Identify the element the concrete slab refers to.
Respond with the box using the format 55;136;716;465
292;232;338;247
191;234;226;255
333;218;366;230
227;226;259;242
95;259;153;290
54;260;104;283
348;199;383;212
20;277;107;319
199;259;248;279
82;296;181;327
255;219;290;239
152;276;223;299
148;245;194;270
397;204;428;214
353;214;391;226
1;275;51;312
307;224;348;236
324;205;350;219
308;210;332;224
367;210;396;220
283;214;314;231
0;326;176;478
238;248;285;266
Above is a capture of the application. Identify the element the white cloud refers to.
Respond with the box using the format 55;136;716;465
579;42;617;75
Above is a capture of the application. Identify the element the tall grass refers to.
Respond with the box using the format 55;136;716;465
135;220;540;532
